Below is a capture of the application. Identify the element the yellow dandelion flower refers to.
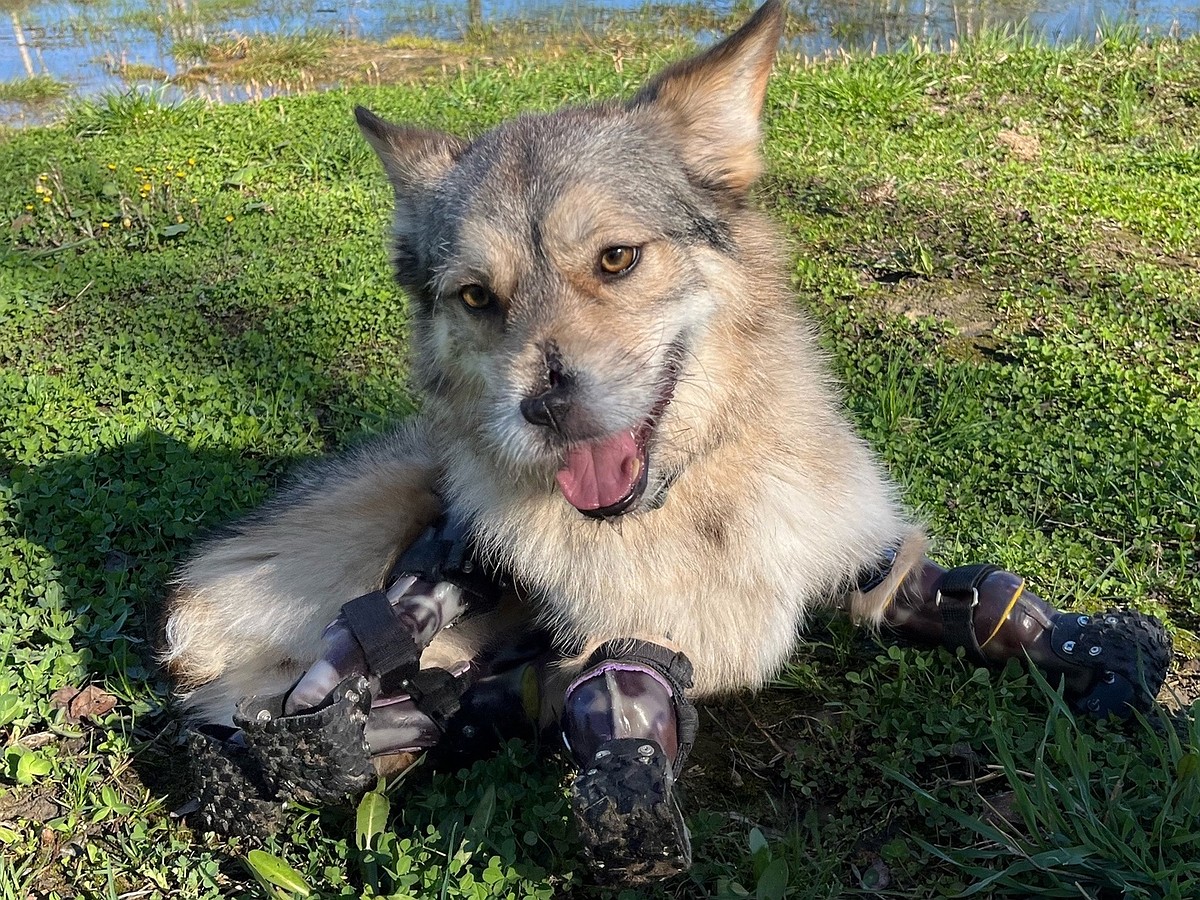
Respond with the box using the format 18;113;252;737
34;184;45;194
225;214;234;222
107;163;117;170
42;195;51;203
188;158;196;165
25;204;33;211
176;171;186;178
134;166;144;173
37;173;47;181
176;215;184;223
100;222;111;229
142;183;152;192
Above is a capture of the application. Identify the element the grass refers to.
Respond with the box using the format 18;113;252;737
1;26;1199;900
173;33;342;80
0;74;71;103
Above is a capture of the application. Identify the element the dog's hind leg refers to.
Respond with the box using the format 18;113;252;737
862;553;1172;719
177;492;549;834
160;420;441;726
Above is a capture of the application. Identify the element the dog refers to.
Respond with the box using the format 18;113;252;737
160;4;1178;882
161;0;928;732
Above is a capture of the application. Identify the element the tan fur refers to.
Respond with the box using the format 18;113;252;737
161;1;926;726
162;420;441;722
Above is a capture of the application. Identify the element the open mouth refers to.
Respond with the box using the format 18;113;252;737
554;345;684;519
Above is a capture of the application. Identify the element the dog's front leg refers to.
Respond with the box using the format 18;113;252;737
557;639;698;884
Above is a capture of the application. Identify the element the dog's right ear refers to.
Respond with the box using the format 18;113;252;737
355;106;465;195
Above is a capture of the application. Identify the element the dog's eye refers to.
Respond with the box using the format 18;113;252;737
459;284;493;310
598;246;639;276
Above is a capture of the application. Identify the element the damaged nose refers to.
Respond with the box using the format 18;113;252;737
521;346;573;432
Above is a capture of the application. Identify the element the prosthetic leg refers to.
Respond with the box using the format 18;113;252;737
188;536;1172;858
561;640;699;884
187;514;544;835
869;552;1173;717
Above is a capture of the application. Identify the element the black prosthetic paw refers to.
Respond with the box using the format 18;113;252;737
187;725;286;837
1052;609;1172;718
571;738;692;885
235;675;377;807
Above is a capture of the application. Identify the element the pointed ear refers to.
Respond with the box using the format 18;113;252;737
355;105;466;195
629;0;784;193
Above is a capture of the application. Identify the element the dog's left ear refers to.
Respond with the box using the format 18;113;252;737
629;0;784;193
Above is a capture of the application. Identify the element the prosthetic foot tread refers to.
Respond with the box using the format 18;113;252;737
1053;608;1172;717
571;738;691;884
187;727;285;837
235;675;377;807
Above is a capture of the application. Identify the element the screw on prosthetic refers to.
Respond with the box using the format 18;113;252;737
562;640;699;884
878;556;1172;719
189;514;507;827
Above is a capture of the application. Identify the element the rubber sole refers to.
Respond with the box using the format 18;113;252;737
235;675;378;807
1056;608;1173;718
570;738;692;884
187;727;286;837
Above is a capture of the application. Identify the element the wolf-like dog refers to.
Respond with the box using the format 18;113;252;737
162;1;1169;882
165;0;920;721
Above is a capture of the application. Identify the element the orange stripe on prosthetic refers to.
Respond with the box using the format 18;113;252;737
978;578;1025;651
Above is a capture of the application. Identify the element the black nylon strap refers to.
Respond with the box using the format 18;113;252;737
855;546;899;595
585;639;697;776
585;639;695;693
340;590;419;695
405;667;466;727
389;514;506;605
936;564;1000;665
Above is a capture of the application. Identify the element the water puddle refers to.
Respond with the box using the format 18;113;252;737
3;0;1199;125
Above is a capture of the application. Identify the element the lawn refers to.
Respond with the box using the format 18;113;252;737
1;27;1198;899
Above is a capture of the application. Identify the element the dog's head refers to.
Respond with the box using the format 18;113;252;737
358;1;785;519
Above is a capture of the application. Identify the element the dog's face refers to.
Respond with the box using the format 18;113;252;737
359;2;784;518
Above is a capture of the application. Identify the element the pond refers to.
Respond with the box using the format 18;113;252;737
3;0;1200;125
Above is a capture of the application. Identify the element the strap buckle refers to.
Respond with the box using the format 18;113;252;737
934;586;979;608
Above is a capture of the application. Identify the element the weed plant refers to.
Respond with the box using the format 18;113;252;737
1;28;1198;900
0;75;71;104
894;666;1200;898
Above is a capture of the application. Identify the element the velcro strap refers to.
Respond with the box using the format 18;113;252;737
405;667;467;728
389;514;507;605
340;590;419;695
936;564;1000;665
585;639;695;694
585;638;697;776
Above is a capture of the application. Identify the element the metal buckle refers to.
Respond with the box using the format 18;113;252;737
934;587;979;608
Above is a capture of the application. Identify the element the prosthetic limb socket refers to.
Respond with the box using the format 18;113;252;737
187;514;512;833
877;556;1172;718
561;640;699;884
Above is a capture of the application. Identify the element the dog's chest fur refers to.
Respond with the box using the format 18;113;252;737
432;320;914;694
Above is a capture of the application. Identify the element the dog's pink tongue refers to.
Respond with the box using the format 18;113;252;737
556;432;640;511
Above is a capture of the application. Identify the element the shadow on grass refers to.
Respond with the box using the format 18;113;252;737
4;430;307;793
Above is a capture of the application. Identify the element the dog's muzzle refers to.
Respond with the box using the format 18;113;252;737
551;343;685;519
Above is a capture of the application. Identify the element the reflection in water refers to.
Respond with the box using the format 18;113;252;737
1;0;1198;123
10;10;41;78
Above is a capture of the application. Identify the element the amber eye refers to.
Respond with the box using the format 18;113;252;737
599;246;639;276
459;284;492;310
